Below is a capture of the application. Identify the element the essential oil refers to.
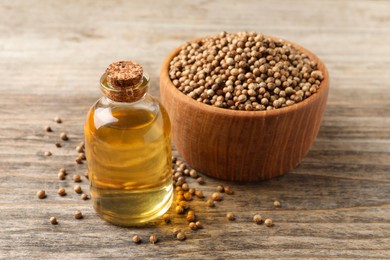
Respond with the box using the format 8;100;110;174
84;61;172;226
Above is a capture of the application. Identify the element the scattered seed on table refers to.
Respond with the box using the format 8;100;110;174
184;192;192;201
188;188;196;195
195;190;204;198
274;200;281;208
211;192;222;201
163;213;171;223
45;126;52;132
74;210;83;219
264;218;273;227
183;169;190;176
74;185;82;194
189;222;197;230
217;185;224;193
149;234;158;244
58;171;65;180
176;231;186;241
57;187;66;196
181;183;189;191
173;228;182;236
79;152;86;160
81;193;89;200
44;151;52;156
186;214;196;222
55;142;62;148
132;235;141;244
206;199;215;207
226;212;236;221
177;194;184;201
75;157;83;164
253;214;263;224
59;168;66;175
53;116;62;123
60;132;68;141
50;217;58;225
224;186;234;195
37;190;46;199
73;174;81;182
197;177;205;185
78;141;85;149
175;205;184;214
189;169;198;178
83;171;89;180
179;201;189;209
195;221;203;229
76;146;84;153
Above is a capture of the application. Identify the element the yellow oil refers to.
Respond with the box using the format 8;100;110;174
84;98;172;226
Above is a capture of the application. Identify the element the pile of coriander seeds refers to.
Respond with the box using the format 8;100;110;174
169;31;324;111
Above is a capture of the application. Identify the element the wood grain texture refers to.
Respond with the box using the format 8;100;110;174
160;37;329;181
1;0;390;258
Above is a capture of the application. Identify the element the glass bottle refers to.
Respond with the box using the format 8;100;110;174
84;61;173;226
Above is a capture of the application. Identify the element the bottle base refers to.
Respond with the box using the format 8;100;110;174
93;188;173;227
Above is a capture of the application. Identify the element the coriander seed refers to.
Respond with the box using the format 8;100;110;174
81;193;89;200
183;192;192;201
197;177;205;185
217;185;224;193
211;192;222;201
274;200;281;208
206;199;215;207
179;201;189;210
54;116;62;123
60;132;68;141
173;228;182;236
44;151;52;156
50;217;58;225
253;214;262;224
264;218;273;227
149;234;158;244
224;186;234;194
226;212;235;221
75;157;83;164
132;235;141;244
72;174;81;182
74;210;83;219
45;126;52;132
37;189;46;199
176;231;186;241
59;168;66;175
57;187;66;196
189;169;198;178
181;183;189;191
74;185;82;194
168;32;323;111
163;213;171;223
58;171;65;180
189;222;197;230
195;221;203;229
175;205;184;214
55;142;62;148
195;190;204;198
186;214;196;222
76;146;84;153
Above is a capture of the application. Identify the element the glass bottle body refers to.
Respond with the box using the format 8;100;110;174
84;79;172;226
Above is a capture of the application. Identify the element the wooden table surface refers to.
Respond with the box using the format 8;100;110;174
1;0;390;258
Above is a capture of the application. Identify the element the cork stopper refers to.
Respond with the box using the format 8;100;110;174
105;61;143;88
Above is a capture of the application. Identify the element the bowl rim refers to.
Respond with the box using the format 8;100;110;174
160;34;329;119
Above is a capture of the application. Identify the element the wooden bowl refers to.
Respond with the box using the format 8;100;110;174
160;36;329;181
